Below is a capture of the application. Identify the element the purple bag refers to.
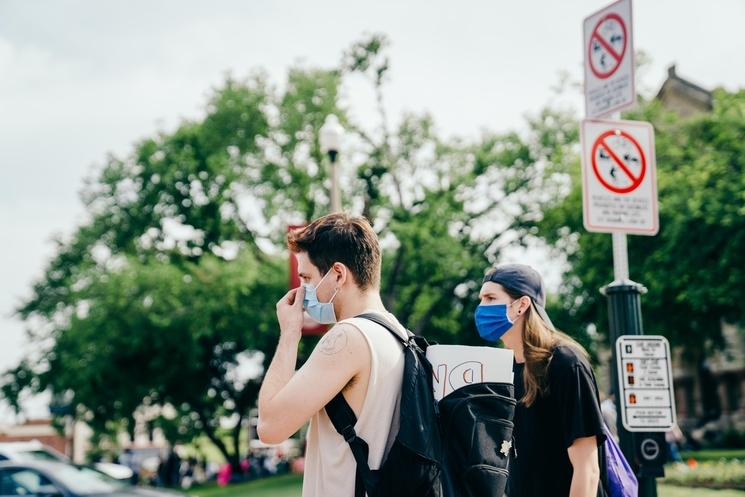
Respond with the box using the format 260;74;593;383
603;424;638;497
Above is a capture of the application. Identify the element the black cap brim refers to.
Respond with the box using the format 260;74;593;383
533;301;555;331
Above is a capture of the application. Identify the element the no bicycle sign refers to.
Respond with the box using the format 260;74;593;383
581;118;658;235
583;0;635;117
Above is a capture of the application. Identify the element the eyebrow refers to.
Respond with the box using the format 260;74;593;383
479;291;498;298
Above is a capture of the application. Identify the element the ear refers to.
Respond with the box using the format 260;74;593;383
331;262;347;289
515;296;531;316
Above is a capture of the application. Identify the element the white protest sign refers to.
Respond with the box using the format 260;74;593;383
426;345;514;402
581;118;658;235
583;0;635;117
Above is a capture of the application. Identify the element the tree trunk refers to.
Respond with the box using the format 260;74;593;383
126;413;136;444
383;246;406;309
230;414;244;471
198;411;238;472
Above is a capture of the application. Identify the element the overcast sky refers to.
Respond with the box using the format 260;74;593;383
1;0;744;420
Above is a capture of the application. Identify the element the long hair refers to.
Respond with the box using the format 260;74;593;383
503;287;588;407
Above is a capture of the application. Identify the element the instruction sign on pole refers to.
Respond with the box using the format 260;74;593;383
616;335;677;432
580;118;658;235
583;0;635;117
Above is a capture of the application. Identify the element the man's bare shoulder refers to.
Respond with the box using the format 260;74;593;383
314;321;369;357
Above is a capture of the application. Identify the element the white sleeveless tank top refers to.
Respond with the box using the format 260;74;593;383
302;310;407;497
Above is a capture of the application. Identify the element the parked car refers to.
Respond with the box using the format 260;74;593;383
0;460;185;497
0;441;133;481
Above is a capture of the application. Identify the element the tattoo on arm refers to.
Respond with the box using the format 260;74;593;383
319;327;349;355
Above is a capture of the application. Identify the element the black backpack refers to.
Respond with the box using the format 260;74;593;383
324;312;517;497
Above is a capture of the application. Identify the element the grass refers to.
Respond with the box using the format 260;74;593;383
185;474;745;497
662;460;745;491
659;484;745;496
179;446;745;496
186;474;302;497
681;449;745;463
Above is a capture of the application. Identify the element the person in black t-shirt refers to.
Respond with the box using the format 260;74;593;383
474;264;607;497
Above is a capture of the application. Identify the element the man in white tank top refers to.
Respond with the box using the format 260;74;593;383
258;213;406;497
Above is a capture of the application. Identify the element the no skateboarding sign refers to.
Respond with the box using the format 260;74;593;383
584;0;634;117
591;128;645;194
588;13;627;80
581;118;658;235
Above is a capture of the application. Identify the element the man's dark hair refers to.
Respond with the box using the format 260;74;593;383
287;213;381;290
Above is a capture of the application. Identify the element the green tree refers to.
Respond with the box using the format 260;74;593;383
3;34;596;466
532;90;745;372
5;69;341;467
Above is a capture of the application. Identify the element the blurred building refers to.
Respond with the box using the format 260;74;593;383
656;64;713;118
672;323;745;434
0;419;68;454
0;405;175;465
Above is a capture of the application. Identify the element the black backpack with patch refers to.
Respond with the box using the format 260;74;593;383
324;312;516;497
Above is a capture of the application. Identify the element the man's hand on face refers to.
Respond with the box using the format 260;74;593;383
276;286;305;342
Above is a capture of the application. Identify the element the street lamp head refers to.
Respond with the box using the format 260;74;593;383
319;114;343;156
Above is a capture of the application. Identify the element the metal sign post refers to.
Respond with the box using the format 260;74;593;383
603;264;667;497
581;1;670;495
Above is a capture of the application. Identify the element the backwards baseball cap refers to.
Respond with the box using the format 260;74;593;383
482;264;555;330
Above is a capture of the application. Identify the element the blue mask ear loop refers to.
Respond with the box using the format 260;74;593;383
506;299;522;324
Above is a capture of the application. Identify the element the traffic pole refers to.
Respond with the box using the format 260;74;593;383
583;2;666;493
602;231;661;497
329;150;341;213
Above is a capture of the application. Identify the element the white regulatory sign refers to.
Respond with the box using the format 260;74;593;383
583;0;635;117
581;118;658;235
616;335;677;432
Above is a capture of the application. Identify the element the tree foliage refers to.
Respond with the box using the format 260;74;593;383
4;34;565;464
533;90;745;359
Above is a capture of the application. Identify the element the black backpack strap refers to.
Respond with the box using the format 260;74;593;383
323;313;407;497
357;313;434;376
325;392;376;497
355;312;409;346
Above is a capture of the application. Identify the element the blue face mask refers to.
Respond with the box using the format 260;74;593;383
474;301;517;342
301;270;339;324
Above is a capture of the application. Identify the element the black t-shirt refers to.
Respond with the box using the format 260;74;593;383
508;345;607;497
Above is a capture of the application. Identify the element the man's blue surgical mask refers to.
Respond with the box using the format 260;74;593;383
474;301;517;342
301;269;339;324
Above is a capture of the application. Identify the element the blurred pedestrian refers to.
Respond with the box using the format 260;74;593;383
601;393;619;441
216;463;231;487
119;448;140;485
665;424;684;463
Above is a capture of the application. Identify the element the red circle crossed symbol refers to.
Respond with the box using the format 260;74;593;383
588;13;628;79
591;129;646;194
